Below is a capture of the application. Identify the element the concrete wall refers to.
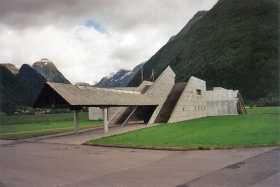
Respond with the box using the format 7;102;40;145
168;76;207;123
88;107;124;121
88;107;102;120
146;66;175;124
88;71;240;124
206;88;239;116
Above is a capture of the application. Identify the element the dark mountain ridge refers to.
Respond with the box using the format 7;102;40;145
0;59;71;113
0;65;25;113
16;64;47;106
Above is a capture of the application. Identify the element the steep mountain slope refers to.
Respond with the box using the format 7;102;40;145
169;11;207;42
16;64;47;106
32;58;71;84
0;65;25;113
129;0;279;104
96;63;144;87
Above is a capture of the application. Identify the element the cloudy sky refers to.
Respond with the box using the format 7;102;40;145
0;0;218;84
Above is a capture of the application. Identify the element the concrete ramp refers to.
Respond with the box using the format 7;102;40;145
109;82;153;125
111;107;138;124
154;83;187;123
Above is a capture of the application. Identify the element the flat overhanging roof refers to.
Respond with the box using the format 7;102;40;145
34;82;159;108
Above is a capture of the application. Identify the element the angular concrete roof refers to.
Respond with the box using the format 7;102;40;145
34;82;160;107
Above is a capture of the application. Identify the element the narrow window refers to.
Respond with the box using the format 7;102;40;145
196;89;202;95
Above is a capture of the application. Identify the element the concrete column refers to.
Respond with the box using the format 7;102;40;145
103;108;109;133
73;110;80;134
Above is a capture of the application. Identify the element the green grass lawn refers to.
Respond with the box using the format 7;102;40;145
0;112;102;140
88;107;280;150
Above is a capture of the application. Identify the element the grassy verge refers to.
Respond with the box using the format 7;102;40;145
0;112;102;140
87;107;280;150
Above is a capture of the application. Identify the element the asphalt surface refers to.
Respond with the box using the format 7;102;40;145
0;139;278;187
36;124;148;145
178;148;279;187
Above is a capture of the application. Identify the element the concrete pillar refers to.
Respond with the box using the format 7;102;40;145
73;110;80;134
103;108;109;133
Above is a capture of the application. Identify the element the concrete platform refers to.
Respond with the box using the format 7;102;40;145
0;140;278;187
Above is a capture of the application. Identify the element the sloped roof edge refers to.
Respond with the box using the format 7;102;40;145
36;82;159;107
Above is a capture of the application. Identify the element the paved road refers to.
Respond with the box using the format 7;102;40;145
178;148;279;187
0;140;278;187
29;123;151;145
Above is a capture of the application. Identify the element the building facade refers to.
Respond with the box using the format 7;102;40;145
88;67;245;125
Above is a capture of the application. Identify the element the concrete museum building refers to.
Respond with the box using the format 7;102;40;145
34;66;246;133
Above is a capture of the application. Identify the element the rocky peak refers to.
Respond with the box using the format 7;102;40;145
32;58;71;84
95;62;144;88
33;58;56;69
0;63;19;74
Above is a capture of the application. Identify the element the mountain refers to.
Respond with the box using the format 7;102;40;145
168;11;207;42
0;65;25;113
96;63;144;87
0;63;19;74
96;69;133;88
0;59;71;113
16;64;47;106
32;58;71;84
129;0;279;105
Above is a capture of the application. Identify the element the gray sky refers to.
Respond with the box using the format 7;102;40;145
0;0;218;84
